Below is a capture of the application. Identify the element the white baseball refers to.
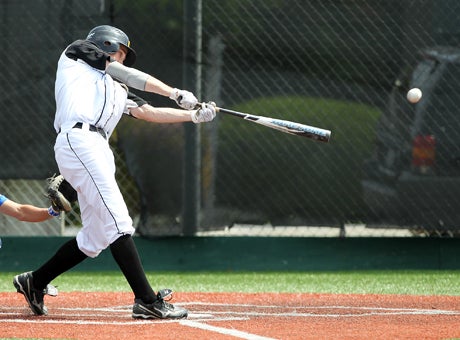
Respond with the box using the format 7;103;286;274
407;88;422;104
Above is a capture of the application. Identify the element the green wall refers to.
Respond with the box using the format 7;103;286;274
1;236;459;272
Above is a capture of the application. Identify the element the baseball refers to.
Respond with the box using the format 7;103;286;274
407;88;422;104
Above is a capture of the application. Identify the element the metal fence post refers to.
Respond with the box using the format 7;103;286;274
182;0;202;236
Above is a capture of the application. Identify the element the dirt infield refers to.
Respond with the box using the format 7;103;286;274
1;291;459;339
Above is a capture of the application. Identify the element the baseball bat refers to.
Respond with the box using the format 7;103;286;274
212;105;331;143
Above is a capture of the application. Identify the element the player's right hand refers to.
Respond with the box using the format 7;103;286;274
191;102;216;123
169;88;198;110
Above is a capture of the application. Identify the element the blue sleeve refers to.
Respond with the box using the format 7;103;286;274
0;194;7;207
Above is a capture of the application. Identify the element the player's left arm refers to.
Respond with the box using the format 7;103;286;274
0;199;55;222
106;61;198;110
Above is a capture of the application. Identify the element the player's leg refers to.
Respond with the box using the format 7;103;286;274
32;238;88;289
13;237;87;315
110;234;155;302
57;131;187;319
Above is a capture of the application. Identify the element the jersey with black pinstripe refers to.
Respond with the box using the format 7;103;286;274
53;40;145;257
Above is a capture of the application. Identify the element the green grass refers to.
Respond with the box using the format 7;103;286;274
2;271;459;296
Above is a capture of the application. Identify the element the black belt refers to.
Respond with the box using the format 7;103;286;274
73;122;107;139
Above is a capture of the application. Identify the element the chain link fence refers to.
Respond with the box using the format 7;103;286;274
1;0;460;238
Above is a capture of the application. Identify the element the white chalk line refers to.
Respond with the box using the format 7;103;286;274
2;302;459;320
1;302;459;339
181;301;460;313
0;316;248;325
2;302;459;318
180;320;277;340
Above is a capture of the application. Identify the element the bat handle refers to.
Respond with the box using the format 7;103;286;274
195;101;219;108
197;102;249;117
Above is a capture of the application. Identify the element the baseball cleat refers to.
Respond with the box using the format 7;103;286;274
13;271;58;316
132;289;188;319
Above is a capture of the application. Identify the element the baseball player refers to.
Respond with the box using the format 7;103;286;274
14;25;216;319
0;193;61;222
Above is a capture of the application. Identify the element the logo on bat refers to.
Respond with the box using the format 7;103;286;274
270;119;329;137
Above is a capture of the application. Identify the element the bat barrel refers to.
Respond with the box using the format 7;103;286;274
269;118;331;142
207;104;331;143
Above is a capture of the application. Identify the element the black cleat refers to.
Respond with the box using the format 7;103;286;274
13;271;57;316
132;289;188;319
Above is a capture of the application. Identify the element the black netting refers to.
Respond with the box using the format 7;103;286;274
3;0;460;237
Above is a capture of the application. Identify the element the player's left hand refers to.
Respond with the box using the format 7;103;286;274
191;101;216;123
169;88;198;110
46;174;77;213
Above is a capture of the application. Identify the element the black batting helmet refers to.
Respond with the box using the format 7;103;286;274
86;25;136;67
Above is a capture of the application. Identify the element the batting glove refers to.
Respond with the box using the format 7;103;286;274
191;102;216;123
169;88;198;110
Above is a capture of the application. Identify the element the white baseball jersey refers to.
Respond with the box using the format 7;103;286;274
53;40;146;257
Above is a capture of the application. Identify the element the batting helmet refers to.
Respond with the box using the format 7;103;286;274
86;25;136;67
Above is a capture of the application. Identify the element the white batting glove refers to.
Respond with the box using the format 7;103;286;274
191;102;216;123
169;88;198;110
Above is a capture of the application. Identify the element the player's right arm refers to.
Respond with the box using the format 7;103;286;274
124;92;215;124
